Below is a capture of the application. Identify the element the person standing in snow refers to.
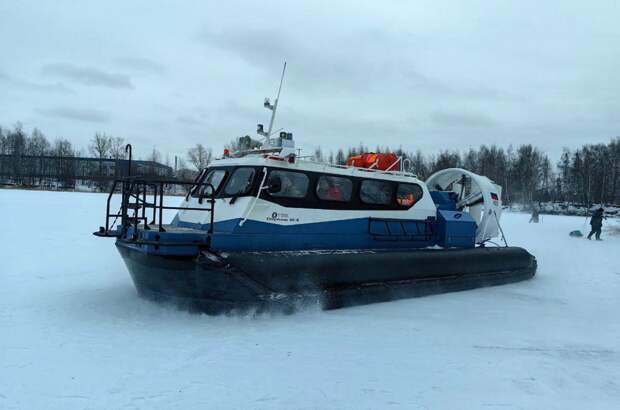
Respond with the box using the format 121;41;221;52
529;204;540;223
587;207;605;240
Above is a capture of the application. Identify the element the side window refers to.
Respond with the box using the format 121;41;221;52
360;179;393;205
197;169;226;196
267;170;309;198
224;167;255;196
396;183;423;207
316;175;352;202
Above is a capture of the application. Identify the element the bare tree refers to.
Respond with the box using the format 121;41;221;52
26;128;50;185
5;123;27;155
52;138;76;188
313;146;324;162
187;144;212;170
52;139;74;157
148;147;162;163
89;133;111;159
335;149;346;165
143;147;163;177
410;150;429;178
28;128;50;156
108;137;126;159
431;150;461;173
88;133;112;190
0;126;6;155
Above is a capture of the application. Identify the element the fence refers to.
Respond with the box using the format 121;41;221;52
0;154;173;189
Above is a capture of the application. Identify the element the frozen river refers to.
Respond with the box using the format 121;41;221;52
1;189;619;409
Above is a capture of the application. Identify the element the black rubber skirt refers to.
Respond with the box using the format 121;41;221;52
116;244;537;314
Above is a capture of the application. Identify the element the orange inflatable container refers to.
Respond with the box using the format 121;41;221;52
346;153;399;170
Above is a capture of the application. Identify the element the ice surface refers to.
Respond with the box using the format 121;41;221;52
1;190;619;409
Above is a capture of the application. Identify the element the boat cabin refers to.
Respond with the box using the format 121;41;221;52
161;144;482;253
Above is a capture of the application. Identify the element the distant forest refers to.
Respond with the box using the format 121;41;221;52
1;123;619;206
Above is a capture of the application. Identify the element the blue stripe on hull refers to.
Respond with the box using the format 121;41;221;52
172;217;435;252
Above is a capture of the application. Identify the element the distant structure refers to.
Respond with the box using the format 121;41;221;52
0;154;173;189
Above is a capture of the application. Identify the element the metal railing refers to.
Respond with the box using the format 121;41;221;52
94;176;215;238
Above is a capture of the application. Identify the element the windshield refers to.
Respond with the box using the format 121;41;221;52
224;167;256;196
191;168;227;197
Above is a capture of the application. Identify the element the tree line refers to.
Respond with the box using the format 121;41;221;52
1;123;618;205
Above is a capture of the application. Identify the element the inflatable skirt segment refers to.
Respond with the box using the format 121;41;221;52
117;243;537;313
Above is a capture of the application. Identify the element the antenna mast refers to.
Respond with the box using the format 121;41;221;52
257;62;287;144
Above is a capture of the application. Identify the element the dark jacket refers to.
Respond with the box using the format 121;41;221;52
590;208;604;227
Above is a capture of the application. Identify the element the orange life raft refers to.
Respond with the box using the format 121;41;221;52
346;153;399;170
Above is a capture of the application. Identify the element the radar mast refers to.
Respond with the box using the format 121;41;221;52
257;62;287;147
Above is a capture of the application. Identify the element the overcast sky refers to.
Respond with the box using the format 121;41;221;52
1;0;618;161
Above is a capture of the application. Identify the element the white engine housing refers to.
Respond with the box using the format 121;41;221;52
426;168;503;244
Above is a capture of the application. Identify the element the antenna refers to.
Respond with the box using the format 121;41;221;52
257;62;287;142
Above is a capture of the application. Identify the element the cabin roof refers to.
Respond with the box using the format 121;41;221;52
207;154;423;184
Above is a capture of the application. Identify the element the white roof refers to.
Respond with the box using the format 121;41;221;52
208;154;423;184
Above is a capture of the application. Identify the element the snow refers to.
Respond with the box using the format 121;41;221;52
1;189;619;410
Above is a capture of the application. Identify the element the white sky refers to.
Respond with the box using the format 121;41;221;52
1;0;618;161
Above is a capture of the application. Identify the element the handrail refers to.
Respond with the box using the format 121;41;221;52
96;176;216;238
239;167;268;227
314;159;418;178
385;156;402;172
125;144;132;177
104;180;118;232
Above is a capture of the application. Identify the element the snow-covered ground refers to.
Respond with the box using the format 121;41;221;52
1;189;619;410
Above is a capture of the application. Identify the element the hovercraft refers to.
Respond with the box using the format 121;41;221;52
94;72;536;313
